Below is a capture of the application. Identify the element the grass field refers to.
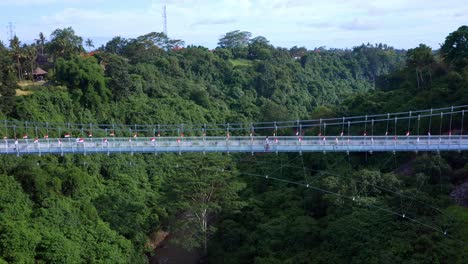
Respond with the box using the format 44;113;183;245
229;59;252;67
15;89;33;96
15;80;47;96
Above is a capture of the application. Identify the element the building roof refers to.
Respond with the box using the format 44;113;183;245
32;67;48;75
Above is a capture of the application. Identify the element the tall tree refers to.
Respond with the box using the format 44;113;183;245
0;175;39;263
134;32;183;50
23;45;38;81
165;154;246;256
9;35;23;80
98;53;134;100
406;44;434;89
290;46;308;58
352;43;400;87
55;55;111;117
248;36;272;60
48;27;84;59
0;43;18;114
218;30;252;49
35;32;46;56
440;25;468;69
85;38;94;50
104;36;128;55
123;32;184;61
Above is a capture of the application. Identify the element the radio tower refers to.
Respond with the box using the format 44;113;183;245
7;22;15;41
162;0;168;36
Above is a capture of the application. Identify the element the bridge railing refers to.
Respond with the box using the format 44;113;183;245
1;135;468;155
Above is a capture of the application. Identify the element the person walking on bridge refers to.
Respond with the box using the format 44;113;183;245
264;136;270;152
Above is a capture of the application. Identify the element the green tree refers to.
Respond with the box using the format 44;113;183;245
104;36;128;55
124;32;184;61
35;231;81;264
9;35;23;80
440;25;468;69
352;43;401;87
214;48;233;60
289;46;308;58
35;32;46;56
218;30;252;49
165;154;246;256
23;45;38;80
248;36;272;60
97;53;135;100
0;175;39;263
259;99;290;122
406;44;434;89
0;43;18;114
55;56;111;116
85;38;94;50
48;27;84;59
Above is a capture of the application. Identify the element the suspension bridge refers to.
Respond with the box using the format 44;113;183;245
2;105;467;241
1;105;467;156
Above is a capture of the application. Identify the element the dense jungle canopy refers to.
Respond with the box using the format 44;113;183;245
0;25;467;263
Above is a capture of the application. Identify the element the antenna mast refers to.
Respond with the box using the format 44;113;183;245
162;0;168;36
7;22;15;41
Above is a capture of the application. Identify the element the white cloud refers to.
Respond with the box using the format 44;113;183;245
341;18;378;31
0;0;102;6
3;0;467;49
191;18;238;28
38;7;161;37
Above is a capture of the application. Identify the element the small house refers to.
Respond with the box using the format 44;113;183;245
32;67;47;81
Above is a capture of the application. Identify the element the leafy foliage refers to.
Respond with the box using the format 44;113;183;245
1;25;467;263
441;25;468;69
0;43;18;115
48;27;84;59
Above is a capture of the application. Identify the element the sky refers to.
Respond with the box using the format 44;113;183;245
0;0;467;50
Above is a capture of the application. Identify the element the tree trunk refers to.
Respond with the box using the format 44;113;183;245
202;208;208;256
30;63;34;81
419;69;425;89
18;61;23;81
428;68;432;87
415;68;420;89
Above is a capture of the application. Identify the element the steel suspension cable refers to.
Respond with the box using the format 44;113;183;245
229;168;456;239
1;105;468;137
364;115;368;136
386;113;390;136
417;115;420;140
461;110;465;138
341;117;345;136
319;119;322;136
428;109;433;135
440;112;444;137
235;154;448;217
407;111;412;136
449;106;453;136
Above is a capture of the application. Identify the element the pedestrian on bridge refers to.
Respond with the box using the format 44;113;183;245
265;136;270;151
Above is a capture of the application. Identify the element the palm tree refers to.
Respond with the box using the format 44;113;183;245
24;45;38;81
9;35;24;80
35;32;46;56
85;38;95;50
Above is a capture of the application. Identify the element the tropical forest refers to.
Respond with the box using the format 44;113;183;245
0;25;468;263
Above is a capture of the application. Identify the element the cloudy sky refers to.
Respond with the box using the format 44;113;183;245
0;0;467;50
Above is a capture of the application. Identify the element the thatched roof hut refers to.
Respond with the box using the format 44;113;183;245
32;67;48;76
